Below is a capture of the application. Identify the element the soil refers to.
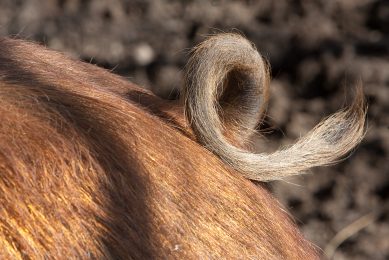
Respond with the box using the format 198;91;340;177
1;0;388;259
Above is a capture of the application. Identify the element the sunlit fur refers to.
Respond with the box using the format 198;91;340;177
183;33;366;181
0;34;364;258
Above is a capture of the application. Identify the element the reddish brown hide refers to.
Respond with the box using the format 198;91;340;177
0;37;318;259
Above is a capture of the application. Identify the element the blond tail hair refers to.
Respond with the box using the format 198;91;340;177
182;33;366;181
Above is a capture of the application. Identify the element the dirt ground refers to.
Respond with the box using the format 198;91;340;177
1;0;388;259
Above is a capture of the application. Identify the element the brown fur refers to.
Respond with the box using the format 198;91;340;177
0;34;364;258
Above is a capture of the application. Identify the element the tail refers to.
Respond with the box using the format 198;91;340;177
182;33;366;181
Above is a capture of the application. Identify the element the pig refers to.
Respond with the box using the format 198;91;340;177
0;33;365;259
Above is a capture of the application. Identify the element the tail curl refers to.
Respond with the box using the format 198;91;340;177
182;33;366;181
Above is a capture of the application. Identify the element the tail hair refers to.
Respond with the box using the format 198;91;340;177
182;33;366;181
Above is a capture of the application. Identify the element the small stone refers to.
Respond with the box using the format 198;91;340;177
133;43;155;66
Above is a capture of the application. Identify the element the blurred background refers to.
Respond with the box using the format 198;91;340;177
0;0;387;259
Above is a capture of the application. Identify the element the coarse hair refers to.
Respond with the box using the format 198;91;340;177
183;33;366;181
